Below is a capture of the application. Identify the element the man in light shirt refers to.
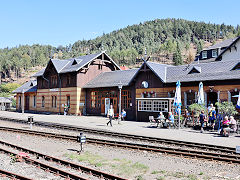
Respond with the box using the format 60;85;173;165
107;105;114;126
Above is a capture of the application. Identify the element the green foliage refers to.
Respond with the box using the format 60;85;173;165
173;42;183;65
11;98;16;107
0;18;239;78
215;101;238;116
0;83;21;93
189;103;207;116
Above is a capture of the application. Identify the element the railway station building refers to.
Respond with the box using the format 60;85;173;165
13;36;240;121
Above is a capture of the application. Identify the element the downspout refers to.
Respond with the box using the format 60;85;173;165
58;73;62;115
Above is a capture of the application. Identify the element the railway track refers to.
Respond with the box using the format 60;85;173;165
0;126;240;164
0;139;126;180
0;168;32;180
0;116;237;155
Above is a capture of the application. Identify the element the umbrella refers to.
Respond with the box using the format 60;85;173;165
198;82;204;105
173;81;181;129
236;92;240;109
173;81;182;107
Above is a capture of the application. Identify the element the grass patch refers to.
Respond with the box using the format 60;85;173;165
171;172;185;178
65;152;149;177
151;170;161;174
156;176;165;180
65;151;107;167
187;174;198;180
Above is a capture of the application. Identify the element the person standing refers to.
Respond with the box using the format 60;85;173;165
107;105;114;126
209;107;216;130
199;110;206;133
64;104;68;116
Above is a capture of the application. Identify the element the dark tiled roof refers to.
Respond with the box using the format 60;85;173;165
146;61;172;82
33;52;120;76
166;59;240;83
204;37;238;50
32;68;45;77
12;80;37;93
83;69;138;88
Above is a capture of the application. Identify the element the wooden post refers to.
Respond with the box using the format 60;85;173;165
22;89;24;114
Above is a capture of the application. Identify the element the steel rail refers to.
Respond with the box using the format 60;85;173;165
0;147;87;180
0;116;236;155
0;168;32;180
0;139;127;180
0;126;240;164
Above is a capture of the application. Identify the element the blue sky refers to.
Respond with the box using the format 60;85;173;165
0;0;239;48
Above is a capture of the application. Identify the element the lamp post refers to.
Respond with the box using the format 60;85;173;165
118;81;123;124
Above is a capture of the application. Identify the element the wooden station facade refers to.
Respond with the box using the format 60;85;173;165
14;37;240;121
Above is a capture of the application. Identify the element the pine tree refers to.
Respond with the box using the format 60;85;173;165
173;42;183;65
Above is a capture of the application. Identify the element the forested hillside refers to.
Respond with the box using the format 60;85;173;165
1;18;240;82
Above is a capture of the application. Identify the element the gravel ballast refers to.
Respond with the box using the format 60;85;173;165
0;124;240;180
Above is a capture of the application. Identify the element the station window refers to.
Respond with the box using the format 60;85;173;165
153;100;168;112
90;91;100;108
212;49;218;57
33;95;36;107
51;75;57;87
42;96;45;108
67;96;70;108
52;96;57;108
121;90;131;109
138;100;168;112
66;75;71;86
138;100;152;111
202;51;207;59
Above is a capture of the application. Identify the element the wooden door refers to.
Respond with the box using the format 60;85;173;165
112;97;118;115
25;96;29;110
101;98;105;115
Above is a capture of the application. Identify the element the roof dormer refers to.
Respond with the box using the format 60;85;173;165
72;59;78;65
188;66;201;74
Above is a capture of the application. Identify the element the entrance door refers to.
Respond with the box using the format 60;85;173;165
25;96;29;110
111;98;118;115
101;98;105;115
207;92;218;106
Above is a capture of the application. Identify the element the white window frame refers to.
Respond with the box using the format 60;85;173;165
212;49;217;57
138;100;168;112
138;100;152;111
202;51;207;59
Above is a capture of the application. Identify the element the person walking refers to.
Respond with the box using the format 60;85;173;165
107;105;114;126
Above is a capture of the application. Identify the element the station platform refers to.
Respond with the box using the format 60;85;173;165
0;111;239;148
